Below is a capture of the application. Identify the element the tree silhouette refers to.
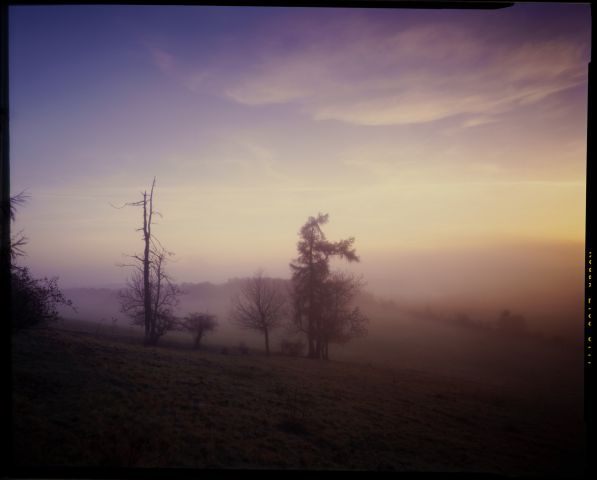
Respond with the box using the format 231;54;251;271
178;312;218;349
230;270;287;356
115;178;180;345
11;267;73;331
318;272;368;360
289;213;360;359
496;309;527;335
119;247;181;345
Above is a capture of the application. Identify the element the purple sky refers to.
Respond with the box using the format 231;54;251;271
9;4;590;324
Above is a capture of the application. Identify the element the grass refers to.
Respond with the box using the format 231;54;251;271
11;323;585;475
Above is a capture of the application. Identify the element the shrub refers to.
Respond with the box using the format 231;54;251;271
11;266;73;331
238;341;249;355
280;339;305;357
496;309;527;335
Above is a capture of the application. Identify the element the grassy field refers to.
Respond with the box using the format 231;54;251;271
11;322;585;475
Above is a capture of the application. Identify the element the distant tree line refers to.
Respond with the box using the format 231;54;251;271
450;309;527;335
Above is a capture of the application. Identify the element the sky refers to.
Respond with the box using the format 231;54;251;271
9;4;590;323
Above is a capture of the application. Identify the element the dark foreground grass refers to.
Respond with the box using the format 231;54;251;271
11;326;585;475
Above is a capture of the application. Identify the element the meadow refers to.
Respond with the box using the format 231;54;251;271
11;318;585;475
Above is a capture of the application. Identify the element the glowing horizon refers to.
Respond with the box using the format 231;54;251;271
9;4;589;322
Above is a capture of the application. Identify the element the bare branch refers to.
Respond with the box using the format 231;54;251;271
10;229;28;260
9;190;30;221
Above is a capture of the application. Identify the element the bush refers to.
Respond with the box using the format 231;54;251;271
496;309;527;335
238;342;249;355
280;339;305;357
11;266;73;331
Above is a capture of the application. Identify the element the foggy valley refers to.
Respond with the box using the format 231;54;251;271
7;2;589;477
57;272;584;395
12;205;586;475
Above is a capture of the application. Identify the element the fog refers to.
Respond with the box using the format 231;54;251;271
361;240;584;335
56;238;583;339
58;238;584;391
10;4;589;474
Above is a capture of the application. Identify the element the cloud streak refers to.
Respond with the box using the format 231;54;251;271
220;19;588;126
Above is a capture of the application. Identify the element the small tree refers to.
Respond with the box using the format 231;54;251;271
179;312;217;349
230;271;287;356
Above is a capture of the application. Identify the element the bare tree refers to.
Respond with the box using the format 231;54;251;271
115;178;180;345
230;271;287;356
178;312;218;349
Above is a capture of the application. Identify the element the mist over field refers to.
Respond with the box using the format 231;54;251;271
27;268;582;475
9;2;589;476
34;194;587;476
58;255;584;394
60;236;585;342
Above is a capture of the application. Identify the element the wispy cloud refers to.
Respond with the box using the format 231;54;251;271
147;44;212;93
149;46;176;74
219;19;588;126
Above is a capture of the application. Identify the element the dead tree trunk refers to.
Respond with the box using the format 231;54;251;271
142;180;156;344
116;177;166;346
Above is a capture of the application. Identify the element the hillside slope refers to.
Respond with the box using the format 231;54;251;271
11;326;585;475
